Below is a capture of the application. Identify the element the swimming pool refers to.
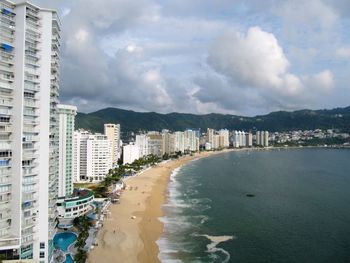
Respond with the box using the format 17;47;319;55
53;232;77;252
64;254;74;263
54;232;77;263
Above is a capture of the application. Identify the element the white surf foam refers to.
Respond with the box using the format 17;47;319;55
197;234;235;263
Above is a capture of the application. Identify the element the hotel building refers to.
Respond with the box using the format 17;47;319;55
73;131;113;182
58;104;77;197
104;123;120;165
72;129;89;183
0;1;60;261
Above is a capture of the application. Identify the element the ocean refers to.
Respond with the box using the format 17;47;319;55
157;148;350;263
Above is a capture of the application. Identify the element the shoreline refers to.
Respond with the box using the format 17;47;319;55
87;149;235;263
87;146;348;263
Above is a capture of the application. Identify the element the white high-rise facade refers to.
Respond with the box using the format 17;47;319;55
104;123;120;165
73;131;112;182
73;130;90;182
135;134;149;157
184;130;198;152
174;131;185;153
123;144;139;164
218;129;230;148
86;134;112;182
0;1;60;261
58;105;77;197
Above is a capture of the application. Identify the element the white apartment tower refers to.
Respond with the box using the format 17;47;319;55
0;1;61;261
135;134;149;158
86;134;112;182
123;144;139;165
206;128;214;144
73;130;90;182
184;130;197;152
58;105;77;197
174;131;185;153
219;129;230;148
104;123;120;165
73;131;112;182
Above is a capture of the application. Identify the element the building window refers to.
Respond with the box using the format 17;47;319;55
40;252;45;258
40;242;45;249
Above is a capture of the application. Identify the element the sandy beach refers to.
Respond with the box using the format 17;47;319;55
87;150;232;263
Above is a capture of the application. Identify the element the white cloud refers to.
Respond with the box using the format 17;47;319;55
199;27;335;112
336;47;350;59
303;70;334;92
277;0;338;30
208;27;300;94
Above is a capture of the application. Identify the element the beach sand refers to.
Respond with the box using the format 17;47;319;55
87;150;232;263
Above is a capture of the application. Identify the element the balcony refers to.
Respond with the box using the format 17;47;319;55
0;108;11;115
0;187;11;195
24;82;40;91
22;187;37;194
23;110;37;117
26;7;40;20
22;125;37;133
0;64;13;74
23;119;39;126
21;233;37;245
0;51;14;64
0;175;11;185
23;100;38;108
25;50;40;59
25;32;40;44
25;59;40;68
0;202;10;211
22;151;38;160
22;177;38;185
0;237;20;249
22;193;38;203
0;74;14;83
0;99;12;107
0;81;12;91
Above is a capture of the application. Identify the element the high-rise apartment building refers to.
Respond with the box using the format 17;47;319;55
104;123;120;165
147;132;163;157
246;132;253;147
264;131;269;147
73;130;90;183
184;130;198;152
162;131;174;155
73;131;112;182
0;1;60;261
135;134;149;157
206;128;214;144
256;131;261;145
218;129;230;148
86;134;112;182
58;105;77;197
123;144;139;164
174;131;185;153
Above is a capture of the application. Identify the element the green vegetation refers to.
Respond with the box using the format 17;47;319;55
92;154;162;198
76;106;350;133
73;215;92;263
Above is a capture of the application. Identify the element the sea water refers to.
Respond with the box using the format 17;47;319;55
157;148;350;263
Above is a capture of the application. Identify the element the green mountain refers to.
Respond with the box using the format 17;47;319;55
75;106;350;133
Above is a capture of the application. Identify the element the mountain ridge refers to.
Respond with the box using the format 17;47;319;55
75;106;350;133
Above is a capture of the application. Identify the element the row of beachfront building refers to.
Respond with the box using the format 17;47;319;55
69;127;270;184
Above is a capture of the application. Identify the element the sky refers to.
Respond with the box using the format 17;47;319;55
22;0;350;115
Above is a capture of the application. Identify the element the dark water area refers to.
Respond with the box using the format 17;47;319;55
158;148;350;263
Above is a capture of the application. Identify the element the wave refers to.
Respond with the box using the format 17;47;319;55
195;234;235;263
